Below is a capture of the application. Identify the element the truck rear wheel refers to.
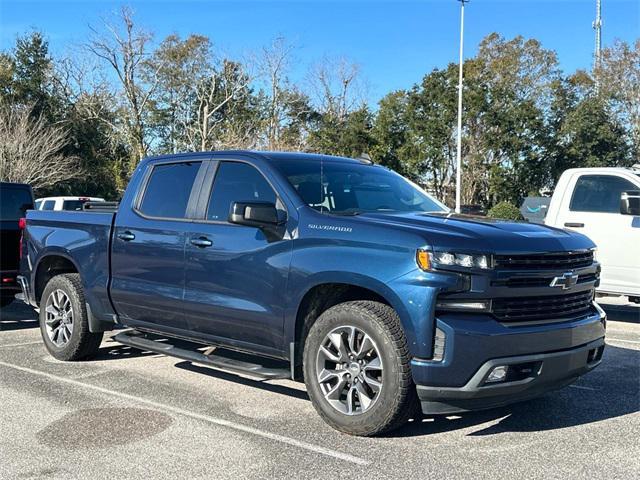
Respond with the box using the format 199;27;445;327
303;300;419;436
39;274;103;361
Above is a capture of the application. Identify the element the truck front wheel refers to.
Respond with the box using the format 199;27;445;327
303;300;419;436
39;274;103;361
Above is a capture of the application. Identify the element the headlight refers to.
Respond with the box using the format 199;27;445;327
417;249;491;271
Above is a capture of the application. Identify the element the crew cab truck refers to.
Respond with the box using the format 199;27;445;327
18;151;606;436
545;167;640;302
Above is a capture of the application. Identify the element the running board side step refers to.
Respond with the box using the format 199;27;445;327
114;330;291;380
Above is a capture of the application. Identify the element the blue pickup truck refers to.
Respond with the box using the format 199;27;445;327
17;151;606;436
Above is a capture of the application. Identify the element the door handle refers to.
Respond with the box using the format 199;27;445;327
190;237;213;248
117;231;136;241
564;222;585;228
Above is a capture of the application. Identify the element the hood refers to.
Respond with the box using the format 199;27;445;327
353;211;594;254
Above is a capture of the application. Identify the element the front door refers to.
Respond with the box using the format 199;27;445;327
110;159;206;331
183;160;293;352
557;173;640;294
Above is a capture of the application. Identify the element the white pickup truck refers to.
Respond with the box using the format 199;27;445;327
34;196;105;211
545;166;640;302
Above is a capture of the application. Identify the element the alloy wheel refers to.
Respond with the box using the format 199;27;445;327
44;289;74;347
315;325;383;415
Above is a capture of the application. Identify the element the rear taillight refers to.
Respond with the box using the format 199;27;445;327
18;217;26;259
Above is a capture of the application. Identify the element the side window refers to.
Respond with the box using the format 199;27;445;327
35;200;42;210
42;200;56;211
207;162;277;221
139;162;201;218
569;175;637;213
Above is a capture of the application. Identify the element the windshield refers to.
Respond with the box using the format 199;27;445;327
275;160;447;215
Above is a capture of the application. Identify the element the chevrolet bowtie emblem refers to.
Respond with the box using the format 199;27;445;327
550;272;579;290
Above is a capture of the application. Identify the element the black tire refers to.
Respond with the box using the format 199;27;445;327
303;300;419;436
1;294;14;308
39;273;103;361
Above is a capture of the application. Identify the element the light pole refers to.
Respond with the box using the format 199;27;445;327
593;0;602;91
455;0;469;214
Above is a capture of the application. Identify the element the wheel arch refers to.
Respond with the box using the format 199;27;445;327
287;274;410;376
33;252;80;304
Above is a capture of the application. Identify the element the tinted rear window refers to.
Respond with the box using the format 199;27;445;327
62;200;87;211
139;162;201;218
0;186;33;220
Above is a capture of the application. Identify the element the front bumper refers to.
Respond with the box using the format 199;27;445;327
412;304;606;415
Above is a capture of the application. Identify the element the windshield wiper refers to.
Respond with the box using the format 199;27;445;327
322;210;363;216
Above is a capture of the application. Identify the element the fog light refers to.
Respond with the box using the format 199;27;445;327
486;365;509;383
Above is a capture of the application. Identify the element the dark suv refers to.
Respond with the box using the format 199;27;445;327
1;182;34;308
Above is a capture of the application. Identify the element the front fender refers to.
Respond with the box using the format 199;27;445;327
284;268;463;359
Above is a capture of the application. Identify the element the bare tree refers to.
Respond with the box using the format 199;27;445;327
260;37;291;149
55;53;119;128
307;56;365;121
258;37;313;150
182;58;253;151
87;6;160;164
0;104;82;190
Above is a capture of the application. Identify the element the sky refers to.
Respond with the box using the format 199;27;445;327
0;0;638;105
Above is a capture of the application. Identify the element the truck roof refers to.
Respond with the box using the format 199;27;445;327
36;196;105;201
142;150;368;166
0;182;32;188
561;166;640;175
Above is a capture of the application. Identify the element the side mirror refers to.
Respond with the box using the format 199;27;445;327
229;202;283;228
620;191;640;216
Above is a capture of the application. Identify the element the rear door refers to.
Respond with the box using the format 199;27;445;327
0;184;33;273
556;173;640;294
110;158;208;331
182;159;293;353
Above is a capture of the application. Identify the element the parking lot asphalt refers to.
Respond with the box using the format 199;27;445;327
1;299;638;480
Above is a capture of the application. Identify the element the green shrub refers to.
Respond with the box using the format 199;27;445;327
487;201;524;221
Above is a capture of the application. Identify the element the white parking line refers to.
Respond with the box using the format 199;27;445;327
0;360;369;466
606;338;640;345
569;385;598;391
0;341;42;348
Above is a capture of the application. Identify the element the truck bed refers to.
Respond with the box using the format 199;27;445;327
25;209;117;322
